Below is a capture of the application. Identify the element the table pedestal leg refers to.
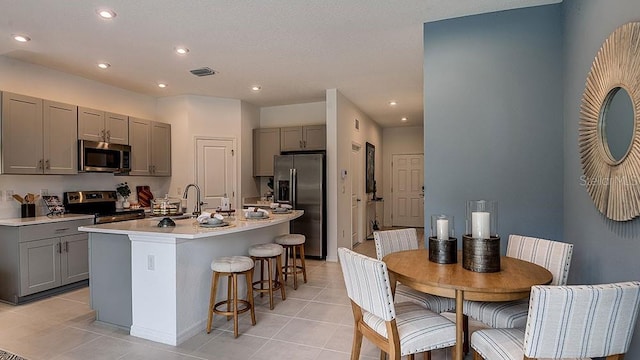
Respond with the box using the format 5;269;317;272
455;290;464;360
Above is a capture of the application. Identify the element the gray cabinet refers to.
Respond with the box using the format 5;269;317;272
253;128;280;176
78;107;129;144
280;125;326;151
1;92;78;174
129;117;171;176
0;218;93;304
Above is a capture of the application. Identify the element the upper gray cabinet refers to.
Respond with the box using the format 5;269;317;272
129;117;171;176
253;128;281;176
78;107;129;144
280;125;326;151
1;92;78;175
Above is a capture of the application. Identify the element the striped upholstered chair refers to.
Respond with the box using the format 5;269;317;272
471;281;640;360
374;228;456;314
464;235;574;328
338;247;456;360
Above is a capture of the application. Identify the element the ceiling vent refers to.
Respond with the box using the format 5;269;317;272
190;67;216;77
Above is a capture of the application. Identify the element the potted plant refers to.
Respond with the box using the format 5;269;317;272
116;182;132;209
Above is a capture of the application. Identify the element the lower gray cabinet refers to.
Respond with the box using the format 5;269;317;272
0;218;92;303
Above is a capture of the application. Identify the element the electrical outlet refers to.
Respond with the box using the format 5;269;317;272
6;190;14;201
147;255;155;271
177;187;182;196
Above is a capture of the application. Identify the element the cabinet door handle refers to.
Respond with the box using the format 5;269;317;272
100;129;106;141
106;130;111;142
38;159;43;170
299;140;303;148
303;140;307;148
45;159;50;169
55;228;70;232
56;242;62;254
64;241;69;253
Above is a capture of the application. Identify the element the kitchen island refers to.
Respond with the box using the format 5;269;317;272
79;210;303;346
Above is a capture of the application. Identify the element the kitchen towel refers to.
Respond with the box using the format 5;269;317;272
137;186;154;207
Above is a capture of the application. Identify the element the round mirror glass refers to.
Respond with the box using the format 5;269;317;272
600;87;635;162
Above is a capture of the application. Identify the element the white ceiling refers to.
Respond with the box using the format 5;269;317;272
0;0;560;128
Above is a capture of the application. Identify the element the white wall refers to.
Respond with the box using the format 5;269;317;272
157;95;246;210
0;56;167;219
382;126;423;227
326;89;382;261
260;101;326;128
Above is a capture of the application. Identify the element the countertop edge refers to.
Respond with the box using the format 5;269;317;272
0;214;95;226
79;210;303;239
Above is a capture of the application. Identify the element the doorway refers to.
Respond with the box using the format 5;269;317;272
195;137;236;210
351;143;363;247
391;154;424;227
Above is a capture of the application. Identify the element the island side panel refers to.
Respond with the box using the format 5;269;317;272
88;232;132;329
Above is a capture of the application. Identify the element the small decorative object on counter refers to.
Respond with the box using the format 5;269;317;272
428;214;457;264
463;200;500;272
151;195;181;216
116;182;131;209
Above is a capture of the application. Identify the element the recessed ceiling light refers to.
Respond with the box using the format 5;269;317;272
389;100;398;106
401;117;408;122
97;62;110;69
175;47;189;55
251;85;262;92
157;83;168;88
12;34;31;43
97;9;117;19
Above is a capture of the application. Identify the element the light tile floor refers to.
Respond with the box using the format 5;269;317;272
0;238;482;360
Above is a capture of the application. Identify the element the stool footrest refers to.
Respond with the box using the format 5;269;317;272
213;299;253;317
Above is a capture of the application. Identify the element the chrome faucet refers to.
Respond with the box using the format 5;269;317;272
183;183;202;216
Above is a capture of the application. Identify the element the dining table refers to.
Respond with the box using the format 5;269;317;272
383;249;552;360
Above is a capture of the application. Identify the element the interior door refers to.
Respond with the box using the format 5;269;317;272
196;138;236;211
351;144;362;247
392;154;424;227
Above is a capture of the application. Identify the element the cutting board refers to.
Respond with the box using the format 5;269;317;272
137;186;154;207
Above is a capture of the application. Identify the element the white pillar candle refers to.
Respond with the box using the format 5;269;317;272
472;211;490;239
436;219;449;240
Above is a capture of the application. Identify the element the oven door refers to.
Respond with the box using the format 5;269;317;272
78;140;131;173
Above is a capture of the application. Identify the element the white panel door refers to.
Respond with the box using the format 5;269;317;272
392;154;424;227
196;138;236;211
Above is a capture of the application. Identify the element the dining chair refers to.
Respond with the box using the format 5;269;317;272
338;247;456;360
464;234;574;327
374;228;456;314
471;281;640;360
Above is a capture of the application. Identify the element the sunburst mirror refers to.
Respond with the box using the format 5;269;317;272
579;22;640;221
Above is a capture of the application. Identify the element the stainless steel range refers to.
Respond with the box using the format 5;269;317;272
63;190;145;224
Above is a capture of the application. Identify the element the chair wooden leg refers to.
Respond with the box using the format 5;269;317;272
283;246;289;282
350;327;363;360
246;268;256;325
379;350;386;360
226;274;232;321
232;273;239;338
206;271;219;333
408;354;415;360
259;257;265;297
266;257;274;310
292;245;299;289
423;351;431;360
276;254;286;300
298;243;307;283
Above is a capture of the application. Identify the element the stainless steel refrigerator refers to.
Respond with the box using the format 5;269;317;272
274;153;326;259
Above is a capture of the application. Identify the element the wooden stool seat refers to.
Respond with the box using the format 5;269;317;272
206;256;256;338
249;243;286;310
274;234;307;290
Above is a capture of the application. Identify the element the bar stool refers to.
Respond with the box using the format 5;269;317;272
206;256;256;338
274;234;307;290
248;243;286;310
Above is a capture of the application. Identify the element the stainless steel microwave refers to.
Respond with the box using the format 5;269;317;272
78;140;131;173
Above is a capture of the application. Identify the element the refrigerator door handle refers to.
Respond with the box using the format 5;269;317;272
291;168;297;207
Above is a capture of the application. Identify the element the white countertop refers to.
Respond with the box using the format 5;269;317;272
0;213;95;226
78;210;303;239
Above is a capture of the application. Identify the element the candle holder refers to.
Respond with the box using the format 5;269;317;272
463;200;500;272
428;214;457;264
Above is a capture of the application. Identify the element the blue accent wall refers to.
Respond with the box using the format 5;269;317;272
563;0;640;356
425;1;640;356
423;5;564;246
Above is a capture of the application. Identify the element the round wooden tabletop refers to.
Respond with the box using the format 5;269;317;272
383;249;553;302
